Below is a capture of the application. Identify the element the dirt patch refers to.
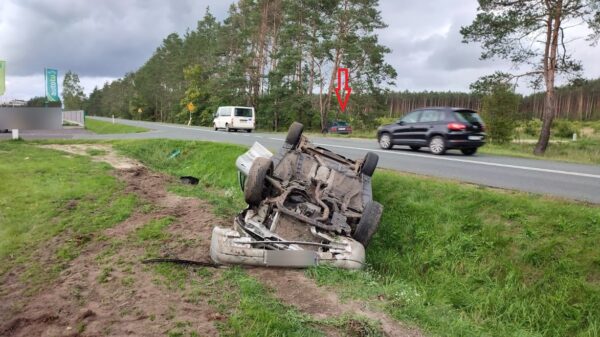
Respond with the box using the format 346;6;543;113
2;144;423;337
1;149;223;336
40;144;142;170
249;268;424;337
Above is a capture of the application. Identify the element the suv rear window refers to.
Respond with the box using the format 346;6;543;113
454;110;482;124
234;108;253;117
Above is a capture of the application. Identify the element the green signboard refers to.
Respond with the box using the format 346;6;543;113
45;68;59;102
0;61;5;96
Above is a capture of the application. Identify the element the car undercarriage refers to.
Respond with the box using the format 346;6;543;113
210;122;383;269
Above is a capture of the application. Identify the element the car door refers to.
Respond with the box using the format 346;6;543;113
392;110;421;144
414;109;443;145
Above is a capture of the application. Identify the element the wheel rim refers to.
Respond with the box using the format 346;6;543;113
430;138;444;153
379;135;391;149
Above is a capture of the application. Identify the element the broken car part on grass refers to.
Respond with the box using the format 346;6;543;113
210;122;383;269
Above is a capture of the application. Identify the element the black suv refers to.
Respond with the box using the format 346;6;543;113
376;107;486;155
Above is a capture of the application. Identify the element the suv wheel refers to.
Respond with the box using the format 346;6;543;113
354;201;383;247
429;136;446;155
244;157;273;205
461;148;478;156
360;152;379;177
378;133;392;149
285;122;304;148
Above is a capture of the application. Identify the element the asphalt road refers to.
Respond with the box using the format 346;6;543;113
85;117;600;203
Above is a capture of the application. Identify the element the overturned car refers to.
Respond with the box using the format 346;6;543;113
210;122;383;269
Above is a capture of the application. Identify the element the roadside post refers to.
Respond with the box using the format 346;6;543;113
12;129;18;140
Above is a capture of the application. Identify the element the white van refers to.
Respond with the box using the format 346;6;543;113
213;106;255;132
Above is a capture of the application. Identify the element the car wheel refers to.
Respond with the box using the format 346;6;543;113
247;129;252;133
410;146;420;151
461;148;478;156
285;122;304;148
354;201;383;247
244;157;273;205
213;124;218;131
360;152;379;177
378;133;392;149
428;136;446;155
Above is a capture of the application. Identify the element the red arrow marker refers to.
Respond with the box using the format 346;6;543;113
335;68;352;112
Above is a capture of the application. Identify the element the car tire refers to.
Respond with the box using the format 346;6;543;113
354;201;383;247
428;136;446;155
409;146;421;151
244;157;273;205
247;129;252;133
360;152;379;177
378;133;392;149
214;124;218;131
461;148;478;156
285;122;304;148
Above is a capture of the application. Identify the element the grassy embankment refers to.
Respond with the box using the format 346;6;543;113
0;140;382;336
0;141;137;290
115;139;600;337
85;117;149;134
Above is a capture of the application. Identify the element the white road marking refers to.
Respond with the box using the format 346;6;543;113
98;118;600;180
313;142;600;180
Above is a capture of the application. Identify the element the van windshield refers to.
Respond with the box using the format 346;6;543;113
234;108;253;118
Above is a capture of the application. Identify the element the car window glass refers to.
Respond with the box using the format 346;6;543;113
234;108;253;117
401;111;420;123
454;110;482;124
419;110;442;122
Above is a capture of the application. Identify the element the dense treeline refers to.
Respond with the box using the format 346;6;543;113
520;78;600;120
86;0;396;131
85;0;600;130
384;79;600;121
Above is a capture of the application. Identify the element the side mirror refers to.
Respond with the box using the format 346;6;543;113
397;120;405;125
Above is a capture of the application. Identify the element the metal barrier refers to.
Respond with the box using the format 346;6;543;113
63;110;85;126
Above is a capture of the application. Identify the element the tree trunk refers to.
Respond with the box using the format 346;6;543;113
534;3;562;155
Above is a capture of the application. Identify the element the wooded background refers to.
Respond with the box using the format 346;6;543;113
83;0;600;131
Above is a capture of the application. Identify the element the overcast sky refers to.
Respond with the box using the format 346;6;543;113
1;0;599;101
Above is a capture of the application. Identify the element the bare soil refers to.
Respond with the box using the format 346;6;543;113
1;144;423;337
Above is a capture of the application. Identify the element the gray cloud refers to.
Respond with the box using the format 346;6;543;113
1;0;599;100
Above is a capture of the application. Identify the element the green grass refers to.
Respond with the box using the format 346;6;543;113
115;139;600;337
0;141;136;285
480;138;600;165
85;117;149;134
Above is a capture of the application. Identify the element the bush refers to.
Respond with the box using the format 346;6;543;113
522;118;542;137
480;86;521;144
552;119;577;138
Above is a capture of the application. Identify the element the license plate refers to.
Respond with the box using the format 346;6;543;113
339;127;346;131
468;136;483;140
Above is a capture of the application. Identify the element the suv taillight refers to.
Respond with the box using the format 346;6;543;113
448;122;466;131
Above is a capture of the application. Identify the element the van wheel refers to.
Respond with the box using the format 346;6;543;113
354;201;383;247
247;129;252;133
428;136;446;155
244;157;273;205
213;124;217;131
285;122;304;148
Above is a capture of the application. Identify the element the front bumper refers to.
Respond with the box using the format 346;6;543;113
210;226;365;269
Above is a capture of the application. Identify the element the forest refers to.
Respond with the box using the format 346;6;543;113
84;0;600;131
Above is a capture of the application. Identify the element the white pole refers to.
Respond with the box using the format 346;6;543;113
112;115;115;124
12;129;18;140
